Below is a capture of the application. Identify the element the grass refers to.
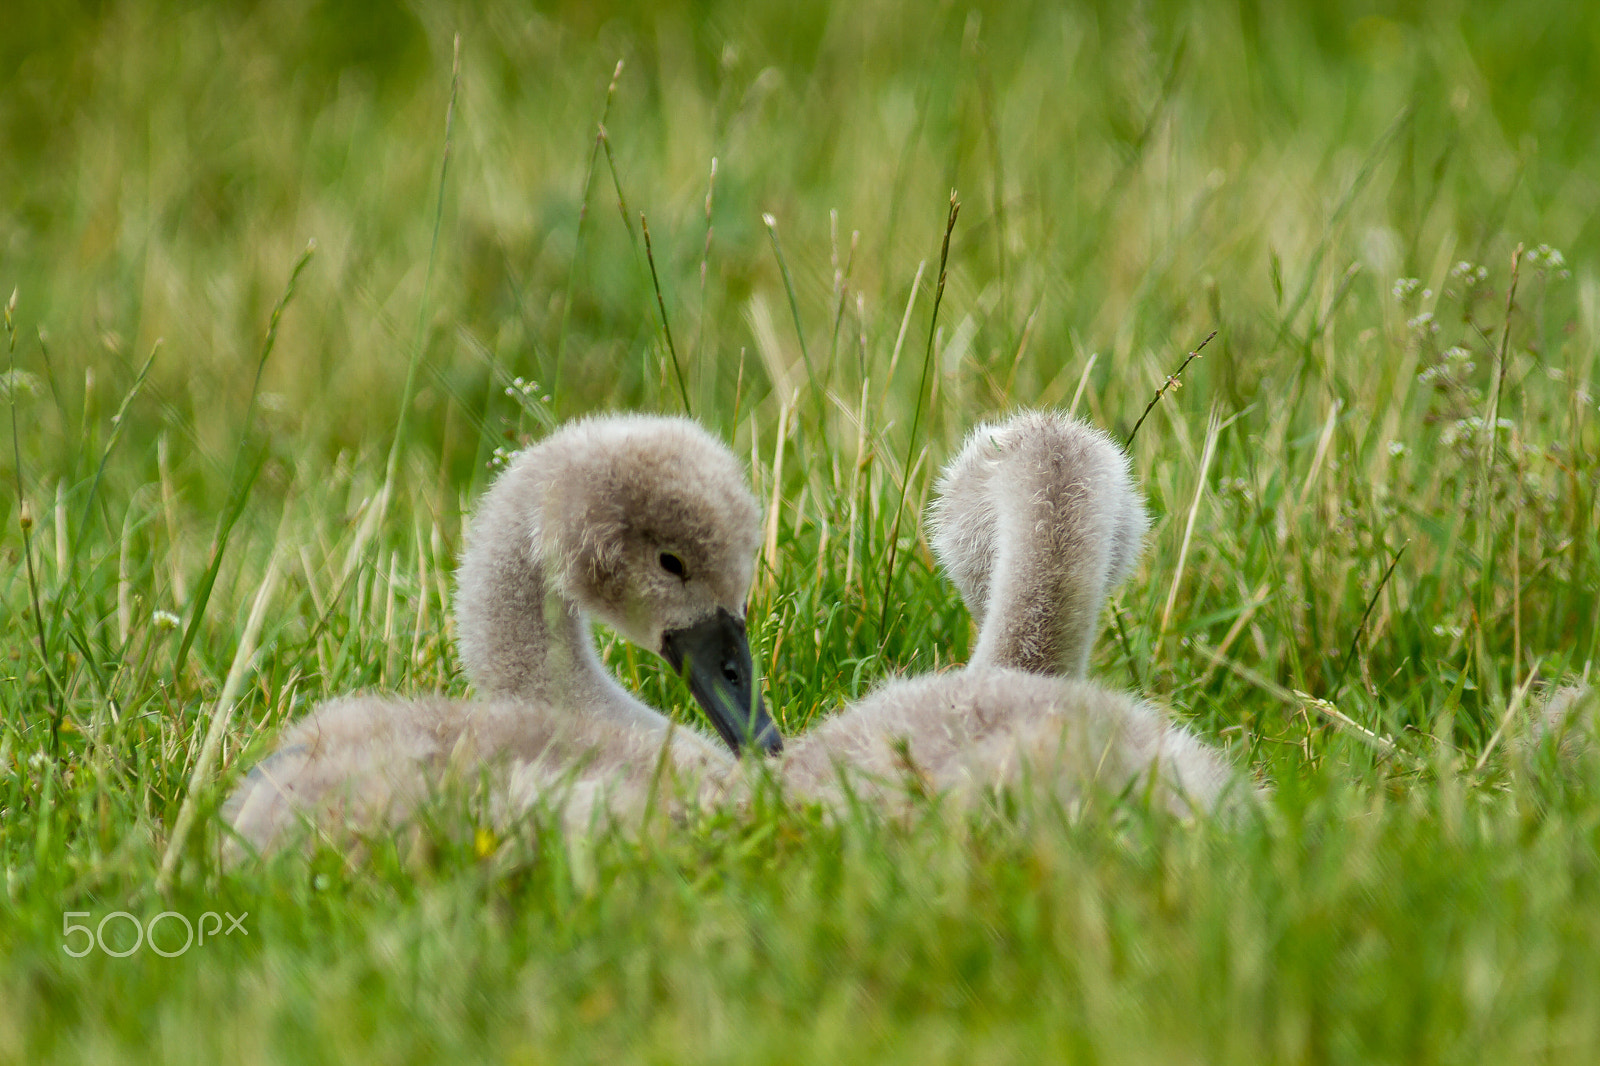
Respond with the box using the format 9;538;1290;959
3;0;1600;1061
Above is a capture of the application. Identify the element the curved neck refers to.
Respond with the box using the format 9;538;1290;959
967;466;1116;678
454;493;665;728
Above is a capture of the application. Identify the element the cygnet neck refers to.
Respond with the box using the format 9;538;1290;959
967;449;1120;679
453;467;654;724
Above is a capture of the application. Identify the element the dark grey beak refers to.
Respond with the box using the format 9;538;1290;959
661;607;782;757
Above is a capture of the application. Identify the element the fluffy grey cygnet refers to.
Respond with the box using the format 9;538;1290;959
224;414;778;858
782;410;1245;816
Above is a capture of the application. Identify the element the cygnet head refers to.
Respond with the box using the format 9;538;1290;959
928;410;1150;676
455;413;780;755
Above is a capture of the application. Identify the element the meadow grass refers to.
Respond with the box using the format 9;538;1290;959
3;0;1600;1061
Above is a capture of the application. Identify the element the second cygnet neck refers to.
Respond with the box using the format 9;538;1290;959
931;411;1149;679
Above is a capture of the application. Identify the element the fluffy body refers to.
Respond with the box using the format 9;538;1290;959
224;414;761;859
1520;684;1598;765
223;694;728;855
783;671;1238;816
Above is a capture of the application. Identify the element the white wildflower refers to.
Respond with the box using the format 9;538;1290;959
1441;415;1515;447
1527;244;1571;279
1529;244;1565;269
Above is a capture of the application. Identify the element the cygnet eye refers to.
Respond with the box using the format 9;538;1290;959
659;552;687;579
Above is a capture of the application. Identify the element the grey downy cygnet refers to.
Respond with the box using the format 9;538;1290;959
782;410;1246;816
223;414;780;857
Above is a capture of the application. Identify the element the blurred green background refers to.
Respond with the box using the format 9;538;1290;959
5;0;1596;465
